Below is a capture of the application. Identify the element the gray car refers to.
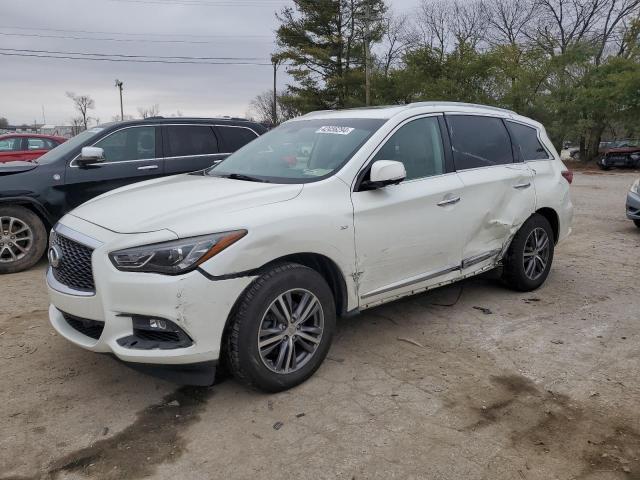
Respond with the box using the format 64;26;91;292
627;178;640;228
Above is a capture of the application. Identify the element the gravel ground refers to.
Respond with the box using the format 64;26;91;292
1;170;639;480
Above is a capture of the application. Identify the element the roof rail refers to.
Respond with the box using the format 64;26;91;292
407;101;516;115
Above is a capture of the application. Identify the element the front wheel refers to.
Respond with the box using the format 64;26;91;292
502;214;555;292
0;205;47;274
226;263;336;392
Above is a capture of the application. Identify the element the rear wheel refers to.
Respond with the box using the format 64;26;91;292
0;205;47;274
502;214;555;292
226;263;336;392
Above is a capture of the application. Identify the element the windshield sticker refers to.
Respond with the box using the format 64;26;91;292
316;126;355;135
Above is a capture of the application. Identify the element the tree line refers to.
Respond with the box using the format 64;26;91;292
256;0;640;160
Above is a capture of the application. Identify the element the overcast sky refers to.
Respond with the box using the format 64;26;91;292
1;0;418;126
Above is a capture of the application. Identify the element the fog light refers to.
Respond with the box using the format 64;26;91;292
149;318;167;330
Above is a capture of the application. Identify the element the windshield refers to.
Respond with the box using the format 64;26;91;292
208;118;386;183
36;127;105;165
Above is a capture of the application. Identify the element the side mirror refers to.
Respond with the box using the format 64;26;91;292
361;160;407;190
77;147;105;167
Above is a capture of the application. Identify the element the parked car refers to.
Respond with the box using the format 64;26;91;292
46;102;573;391
627;178;640;228
598;140;640;170
0;117;266;273
0;133;67;163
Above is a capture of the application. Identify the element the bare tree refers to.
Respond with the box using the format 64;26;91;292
450;0;489;50
249;90;297;126
377;11;413;75
137;104;160;119
416;0;450;59
66;92;95;130
69;117;85;136
485;0;538;46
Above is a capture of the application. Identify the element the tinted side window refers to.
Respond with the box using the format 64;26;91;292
167;125;218;157
94;127;156;162
373;117;445;181
507;121;550;160
446;115;513;170
218;127;258;152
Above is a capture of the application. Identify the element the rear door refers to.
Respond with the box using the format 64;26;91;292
163;124;222;174
445;114;535;271
64;125;165;209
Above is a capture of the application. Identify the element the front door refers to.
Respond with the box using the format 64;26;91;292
351;115;466;306
64;126;164;209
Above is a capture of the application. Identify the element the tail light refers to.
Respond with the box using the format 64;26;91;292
561;170;573;184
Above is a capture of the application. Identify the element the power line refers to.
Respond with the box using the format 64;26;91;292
0;31;272;44
0;47;268;61
0;51;271;65
0;24;275;39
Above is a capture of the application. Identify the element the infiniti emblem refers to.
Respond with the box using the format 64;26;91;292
48;245;63;268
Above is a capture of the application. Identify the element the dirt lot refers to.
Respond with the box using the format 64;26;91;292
1;170;639;480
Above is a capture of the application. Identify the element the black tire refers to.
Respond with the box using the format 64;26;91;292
634;219;640;229
0;205;47;274
599;159;610;171
502;214;555;292
226;263;336;392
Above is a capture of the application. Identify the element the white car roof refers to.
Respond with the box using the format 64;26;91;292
294;101;542;129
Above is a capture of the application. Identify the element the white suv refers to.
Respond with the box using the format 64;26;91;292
47;102;573;391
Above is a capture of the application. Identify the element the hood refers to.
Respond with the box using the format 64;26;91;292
70;173;303;234
604;146;640;154
0;161;38;176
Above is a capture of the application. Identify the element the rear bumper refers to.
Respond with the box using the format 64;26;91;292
627;191;640;220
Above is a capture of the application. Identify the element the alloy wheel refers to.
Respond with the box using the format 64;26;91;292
0;216;33;263
257;289;324;374
523;227;550;281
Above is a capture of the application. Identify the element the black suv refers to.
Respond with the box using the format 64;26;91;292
0;117;266;273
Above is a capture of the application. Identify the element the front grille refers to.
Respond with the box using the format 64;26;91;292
62;312;104;340
52;233;95;292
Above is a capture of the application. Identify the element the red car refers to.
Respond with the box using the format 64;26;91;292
0;133;67;163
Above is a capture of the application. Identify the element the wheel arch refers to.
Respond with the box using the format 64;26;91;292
0;198;54;231
535;207;559;244
258;252;349;318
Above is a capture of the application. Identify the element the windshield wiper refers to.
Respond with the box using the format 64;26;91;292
220;173;270;183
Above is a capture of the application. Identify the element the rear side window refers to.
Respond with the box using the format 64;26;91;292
166;125;218;157
217;126;258;152
0;138;22;151
507;121;550;160
446;115;513;170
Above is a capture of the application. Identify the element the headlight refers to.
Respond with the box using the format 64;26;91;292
109;230;247;274
632;179;640;195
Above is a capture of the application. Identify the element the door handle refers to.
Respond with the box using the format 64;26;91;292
513;182;531;189
137;165;159;171
437;196;461;207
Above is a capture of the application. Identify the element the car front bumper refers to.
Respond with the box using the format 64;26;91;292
47;217;256;368
627;190;640;220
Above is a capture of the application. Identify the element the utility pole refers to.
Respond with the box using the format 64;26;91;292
115;79;124;121
272;58;280;127
363;3;372;106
